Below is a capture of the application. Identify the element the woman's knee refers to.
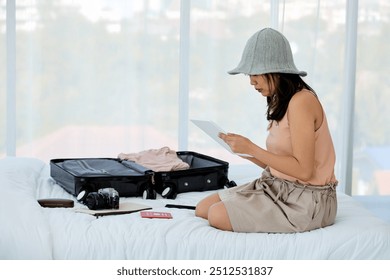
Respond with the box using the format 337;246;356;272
208;202;233;231
195;193;221;219
195;201;208;219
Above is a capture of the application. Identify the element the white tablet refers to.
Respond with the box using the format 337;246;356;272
191;119;251;157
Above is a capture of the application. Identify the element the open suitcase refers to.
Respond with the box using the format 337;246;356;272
50;151;236;200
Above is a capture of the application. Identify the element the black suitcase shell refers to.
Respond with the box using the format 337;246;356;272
153;151;236;199
50;152;236;201
50;158;154;199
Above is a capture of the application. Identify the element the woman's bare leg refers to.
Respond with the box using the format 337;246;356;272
195;193;221;219
195;193;233;231
208;202;233;231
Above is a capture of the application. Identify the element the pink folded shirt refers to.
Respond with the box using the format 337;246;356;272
118;147;190;172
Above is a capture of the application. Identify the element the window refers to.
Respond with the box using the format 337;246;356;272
13;0;181;160
353;0;390;195
3;0;390;197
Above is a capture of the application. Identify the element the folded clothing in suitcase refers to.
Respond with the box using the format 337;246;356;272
50;158;156;199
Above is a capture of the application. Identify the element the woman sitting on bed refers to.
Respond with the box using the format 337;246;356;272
195;27;338;233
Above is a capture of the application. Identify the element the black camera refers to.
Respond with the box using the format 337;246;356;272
83;188;120;210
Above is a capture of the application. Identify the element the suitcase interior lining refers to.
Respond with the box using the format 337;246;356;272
178;154;223;169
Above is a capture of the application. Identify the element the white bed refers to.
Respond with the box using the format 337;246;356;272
1;156;389;260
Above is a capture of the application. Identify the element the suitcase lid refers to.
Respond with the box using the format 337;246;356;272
50;158;153;178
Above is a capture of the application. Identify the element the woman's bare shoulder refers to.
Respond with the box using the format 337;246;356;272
289;89;321;111
288;89;323;129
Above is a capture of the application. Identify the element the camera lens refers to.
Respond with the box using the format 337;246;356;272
108;195;120;209
84;192;106;210
83;188;120;210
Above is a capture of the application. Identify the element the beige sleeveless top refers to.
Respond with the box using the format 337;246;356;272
266;103;337;186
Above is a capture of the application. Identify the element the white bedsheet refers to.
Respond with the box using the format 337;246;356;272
1;157;389;260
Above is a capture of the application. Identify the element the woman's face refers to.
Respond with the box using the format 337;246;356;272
249;74;275;97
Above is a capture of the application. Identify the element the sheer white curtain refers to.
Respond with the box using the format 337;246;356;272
1;3;6;153
187;1;271;181
278;0;350;191
354;0;390;196
2;0;390;197
5;0;181;161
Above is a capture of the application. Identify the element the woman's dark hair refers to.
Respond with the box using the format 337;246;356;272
265;73;316;122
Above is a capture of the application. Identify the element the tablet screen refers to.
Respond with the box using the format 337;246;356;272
191;119;251;157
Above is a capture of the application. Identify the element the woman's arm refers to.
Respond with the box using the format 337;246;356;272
220;91;321;182
241;155;267;169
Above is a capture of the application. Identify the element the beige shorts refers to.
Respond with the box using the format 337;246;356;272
218;168;337;233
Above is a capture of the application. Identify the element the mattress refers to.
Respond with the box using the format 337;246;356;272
0;156;389;260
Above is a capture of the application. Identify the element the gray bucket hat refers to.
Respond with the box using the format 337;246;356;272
228;28;307;76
